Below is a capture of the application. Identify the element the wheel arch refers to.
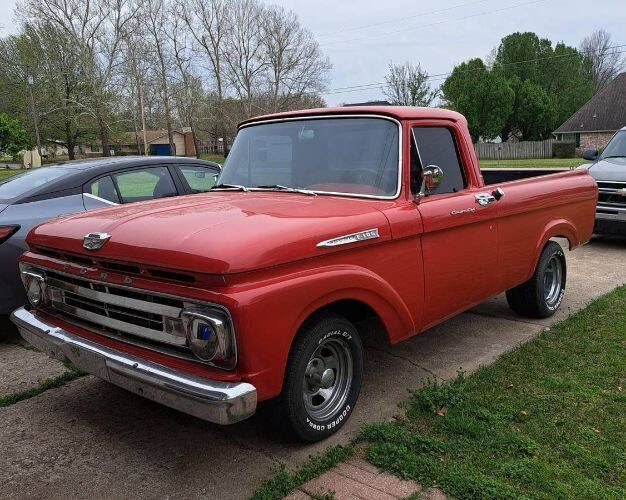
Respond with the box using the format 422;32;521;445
529;218;577;277
292;286;414;348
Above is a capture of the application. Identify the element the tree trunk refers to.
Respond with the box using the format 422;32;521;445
67;137;76;161
189;117;201;159
139;83;148;155
63;93;75;160
155;41;175;156
96;102;110;157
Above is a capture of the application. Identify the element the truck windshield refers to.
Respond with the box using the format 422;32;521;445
601;130;626;159
219;117;399;197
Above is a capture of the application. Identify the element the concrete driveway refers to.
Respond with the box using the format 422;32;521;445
1;239;624;499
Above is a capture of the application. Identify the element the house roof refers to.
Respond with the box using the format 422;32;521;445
554;72;626;133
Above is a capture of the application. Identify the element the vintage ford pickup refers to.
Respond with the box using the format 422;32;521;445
11;107;597;441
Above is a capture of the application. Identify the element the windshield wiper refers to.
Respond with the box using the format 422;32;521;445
254;184;318;196
211;183;249;192
600;155;626;160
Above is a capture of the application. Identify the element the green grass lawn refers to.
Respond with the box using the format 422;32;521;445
200;153;226;165
0;169;25;181
480;158;587;169
360;286;625;500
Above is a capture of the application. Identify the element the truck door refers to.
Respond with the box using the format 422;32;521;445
412;125;500;329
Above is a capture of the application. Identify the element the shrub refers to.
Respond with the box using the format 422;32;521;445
552;141;576;158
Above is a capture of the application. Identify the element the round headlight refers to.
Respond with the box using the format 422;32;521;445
26;277;43;306
187;319;218;361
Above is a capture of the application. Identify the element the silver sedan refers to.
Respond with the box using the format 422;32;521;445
0;156;220;314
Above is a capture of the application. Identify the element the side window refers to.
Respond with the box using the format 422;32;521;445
177;165;219;193
112;166;177;203
87;176;119;203
411;127;466;195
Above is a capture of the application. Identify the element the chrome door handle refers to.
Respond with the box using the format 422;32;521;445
475;193;496;206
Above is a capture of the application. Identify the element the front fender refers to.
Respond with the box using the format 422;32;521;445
232;262;418;400
292;267;416;342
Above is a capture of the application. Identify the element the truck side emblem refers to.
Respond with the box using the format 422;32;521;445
83;232;111;250
317;228;379;248
450;207;476;215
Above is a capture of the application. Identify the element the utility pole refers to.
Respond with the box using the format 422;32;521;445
26;71;42;157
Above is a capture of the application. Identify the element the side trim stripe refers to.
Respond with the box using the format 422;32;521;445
317;228;379;248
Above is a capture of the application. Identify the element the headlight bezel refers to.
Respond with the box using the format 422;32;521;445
19;263;48;308
181;306;238;369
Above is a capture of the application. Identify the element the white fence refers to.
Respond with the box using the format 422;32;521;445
474;139;554;160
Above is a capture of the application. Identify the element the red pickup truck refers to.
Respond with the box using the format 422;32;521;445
11;107;597;441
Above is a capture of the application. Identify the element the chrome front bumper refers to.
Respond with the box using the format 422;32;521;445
596;204;626;222
10;307;257;425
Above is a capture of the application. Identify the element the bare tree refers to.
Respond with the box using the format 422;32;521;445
141;0;176;155
384;62;437;107
179;0;231;152
261;5;331;113
580;29;625;92
180;0;229;101
224;0;267;116
7;0;332;158
169;4;201;158
121;20;152;155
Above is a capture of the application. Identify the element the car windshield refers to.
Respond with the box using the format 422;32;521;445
218;117;399;197
600;130;626;159
0;167;72;202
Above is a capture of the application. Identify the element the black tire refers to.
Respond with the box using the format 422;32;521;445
280;313;363;442
506;241;566;318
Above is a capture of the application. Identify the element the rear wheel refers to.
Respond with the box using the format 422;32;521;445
506;241;566;318
281;313;363;442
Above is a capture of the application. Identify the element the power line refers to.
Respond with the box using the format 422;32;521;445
319;0;548;48
315;0;491;39
318;46;626;96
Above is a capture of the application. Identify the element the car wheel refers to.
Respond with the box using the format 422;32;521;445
281;313;363;442
506;241;566;318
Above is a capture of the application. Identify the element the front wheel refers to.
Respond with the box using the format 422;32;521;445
506;241;566;318
281;313;363;442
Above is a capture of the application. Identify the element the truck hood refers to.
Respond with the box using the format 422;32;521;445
0;203;7;215
587;157;626;182
27;192;392;274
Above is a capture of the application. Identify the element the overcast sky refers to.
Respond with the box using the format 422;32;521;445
1;0;624;105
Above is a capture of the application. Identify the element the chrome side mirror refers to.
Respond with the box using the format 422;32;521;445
417;165;443;198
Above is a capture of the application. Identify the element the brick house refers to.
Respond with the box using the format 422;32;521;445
554;72;626;154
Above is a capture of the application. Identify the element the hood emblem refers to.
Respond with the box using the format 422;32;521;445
619;188;626;197
83;232;111;250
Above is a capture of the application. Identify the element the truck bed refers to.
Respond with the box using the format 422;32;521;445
481;168;572;185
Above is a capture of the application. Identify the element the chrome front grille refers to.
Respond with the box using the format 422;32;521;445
597;181;626;210
45;270;187;348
